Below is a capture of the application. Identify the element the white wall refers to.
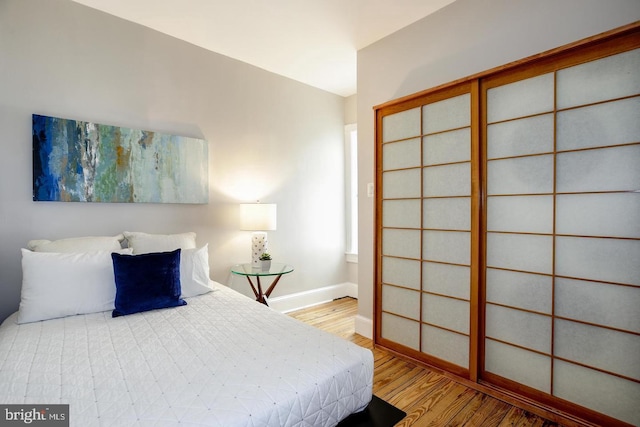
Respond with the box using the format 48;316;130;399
0;0;349;322
355;0;640;336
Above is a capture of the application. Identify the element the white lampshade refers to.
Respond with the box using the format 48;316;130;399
240;203;277;231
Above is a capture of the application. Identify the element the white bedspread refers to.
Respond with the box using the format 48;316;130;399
0;285;373;426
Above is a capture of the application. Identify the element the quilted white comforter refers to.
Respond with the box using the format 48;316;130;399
0;285;373;426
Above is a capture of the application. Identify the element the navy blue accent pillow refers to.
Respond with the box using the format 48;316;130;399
111;249;186;317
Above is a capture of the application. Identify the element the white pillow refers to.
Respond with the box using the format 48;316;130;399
18;248;133;324
180;244;216;297
123;231;196;254
27;235;125;252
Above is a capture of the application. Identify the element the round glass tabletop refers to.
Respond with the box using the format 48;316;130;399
231;262;294;277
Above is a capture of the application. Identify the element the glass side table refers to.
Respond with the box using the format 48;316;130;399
231;263;294;306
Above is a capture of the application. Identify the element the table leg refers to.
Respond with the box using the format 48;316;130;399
255;276;267;305
237;269;289;307
264;274;284;299
245;276;259;300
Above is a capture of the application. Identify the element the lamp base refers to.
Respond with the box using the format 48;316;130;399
251;231;268;267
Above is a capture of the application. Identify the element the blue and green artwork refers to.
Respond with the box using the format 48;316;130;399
33;114;208;203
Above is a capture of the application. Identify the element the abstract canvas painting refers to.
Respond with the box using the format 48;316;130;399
33;114;208;203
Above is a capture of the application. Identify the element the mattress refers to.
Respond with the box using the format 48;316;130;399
0;285;373;426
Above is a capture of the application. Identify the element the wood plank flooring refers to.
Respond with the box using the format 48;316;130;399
288;297;561;427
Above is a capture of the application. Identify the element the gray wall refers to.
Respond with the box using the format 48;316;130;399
0;0;349;322
344;95;357;125
356;0;640;333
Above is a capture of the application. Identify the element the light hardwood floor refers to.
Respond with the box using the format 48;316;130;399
288;297;561;427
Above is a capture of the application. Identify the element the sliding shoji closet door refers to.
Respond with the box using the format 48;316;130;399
376;25;638;426
377;86;474;375
421;93;472;371
379;107;422;352
483;47;640;425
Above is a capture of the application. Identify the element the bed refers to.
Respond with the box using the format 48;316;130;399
0;232;373;426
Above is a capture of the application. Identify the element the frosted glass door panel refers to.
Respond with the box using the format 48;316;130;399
422;93;470;133
486;268;552;314
485;340;551;393
554;319;640;380
381;313;419;351
556;48;640;109
556;145;640;193
486;196;553;234
422;293;469;334
557;97;640;151
423;163;470;197
556;193;640;238
379;89;473;374
555;236;640;285
423;128;470;165
423;262;470;300
382;285;420;320
382;257;421;290
383;138;421;170
423;230;470;265
487;73;554;123
382;107;420;142
419;90;472;371
382;229;421;259
383;169;421;198
487;114;554;159
383;199;421;229
487;155;554;195
422;325;469;368
554;360;640;426
486;233;553;274
555;278;640;333
486;304;551;353
423;198;470;230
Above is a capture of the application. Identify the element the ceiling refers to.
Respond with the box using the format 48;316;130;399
70;0;456;97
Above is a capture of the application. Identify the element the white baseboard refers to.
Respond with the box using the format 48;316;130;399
354;315;373;339
269;282;358;314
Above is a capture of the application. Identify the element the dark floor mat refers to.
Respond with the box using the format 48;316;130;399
337;395;406;427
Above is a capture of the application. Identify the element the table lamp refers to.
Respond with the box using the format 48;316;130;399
240;202;277;267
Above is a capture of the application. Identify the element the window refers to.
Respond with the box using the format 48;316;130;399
345;123;358;260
